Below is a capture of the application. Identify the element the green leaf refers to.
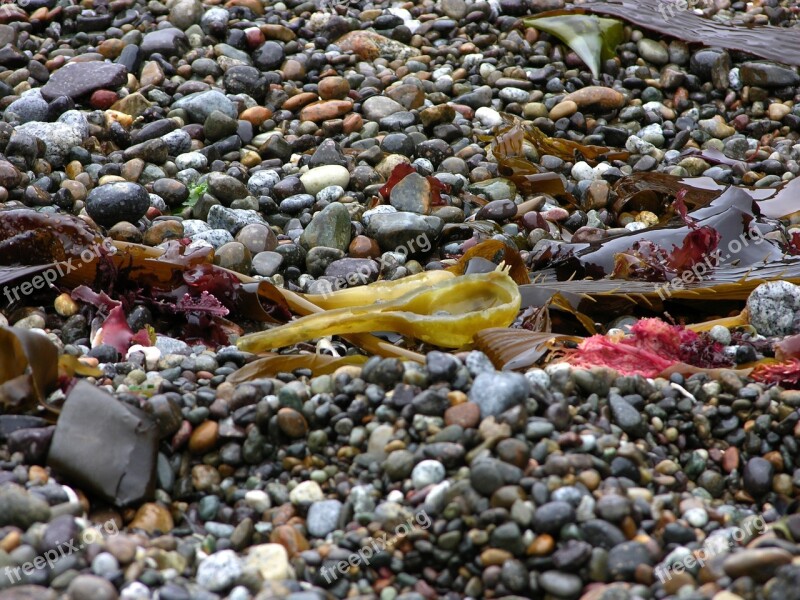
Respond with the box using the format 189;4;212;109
182;180;208;212
523;14;623;79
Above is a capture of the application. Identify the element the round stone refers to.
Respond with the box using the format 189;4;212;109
86;182;151;227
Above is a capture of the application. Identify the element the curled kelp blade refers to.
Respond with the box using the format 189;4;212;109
302;270;455;310
237;270;522;353
447;239;530;284
522;14;624;79
227;353;369;384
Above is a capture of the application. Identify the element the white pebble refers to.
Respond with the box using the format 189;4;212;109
475;106;503;128
709;325;732;346
571;161;594;181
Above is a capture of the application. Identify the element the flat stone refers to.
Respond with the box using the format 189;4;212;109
723;548;792;580
173;90;237;123
306;499;342;537
335;30;421;62
564;86;626;110
41;61;127;102
246;544;290;581
366;212;442;251
300;165;350;196
140;27;189;58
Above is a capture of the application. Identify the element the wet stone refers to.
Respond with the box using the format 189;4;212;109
40;61;127;102
300;202;352;252
86;182;150;228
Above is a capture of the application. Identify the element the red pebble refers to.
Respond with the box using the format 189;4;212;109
90;89;118;110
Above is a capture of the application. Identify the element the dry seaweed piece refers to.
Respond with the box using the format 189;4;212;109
520;119;629;164
0;327;58;413
486;117;627;200
488;121;568;197
237;270;522;352
47;380;158;506
446;239;530;285
55;241;426;362
611;172;721;219
474;328;581;371
523;13;624;79
581;0;800;67
227;353;369;384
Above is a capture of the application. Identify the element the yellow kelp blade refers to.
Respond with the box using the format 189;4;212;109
237;270;521;353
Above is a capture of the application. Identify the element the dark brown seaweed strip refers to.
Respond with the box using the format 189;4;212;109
582;0;800;67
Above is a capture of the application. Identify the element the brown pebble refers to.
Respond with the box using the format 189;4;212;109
549;100;578;121
348;235;380;258
261;24;295;42
107;222;143;243
282;59;306;81
564;86;626;110
240;106;272;126
129;503;174;534
527;533;554;556
277;408;309;438
444;402;480;428
0;530;21;553
282;92;318;112
188;420;219;454
225;0;263;15
318;76;350;100
191;464;221;491
299;100;353;123
343;113;363;134
480;548;512;566
662;572;695;595
143;220;184;246
270;524;310;557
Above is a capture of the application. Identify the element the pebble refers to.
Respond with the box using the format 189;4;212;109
468;372;529;417
196;550;243;592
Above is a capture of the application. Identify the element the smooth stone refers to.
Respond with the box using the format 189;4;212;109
41;61;127;101
306;499;343;537
246;544;290;581
299;165;350;196
366;212;442;251
173;90;237;123
86;182;150;227
299;202;351;252
196;549;243;592
140;28;189;58
468;372;529;417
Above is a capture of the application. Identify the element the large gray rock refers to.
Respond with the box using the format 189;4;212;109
366;212;442;252
172;90;237;123
15;121;84;166
40;61;127;101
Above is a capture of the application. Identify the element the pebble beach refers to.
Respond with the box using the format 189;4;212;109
4;0;800;599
